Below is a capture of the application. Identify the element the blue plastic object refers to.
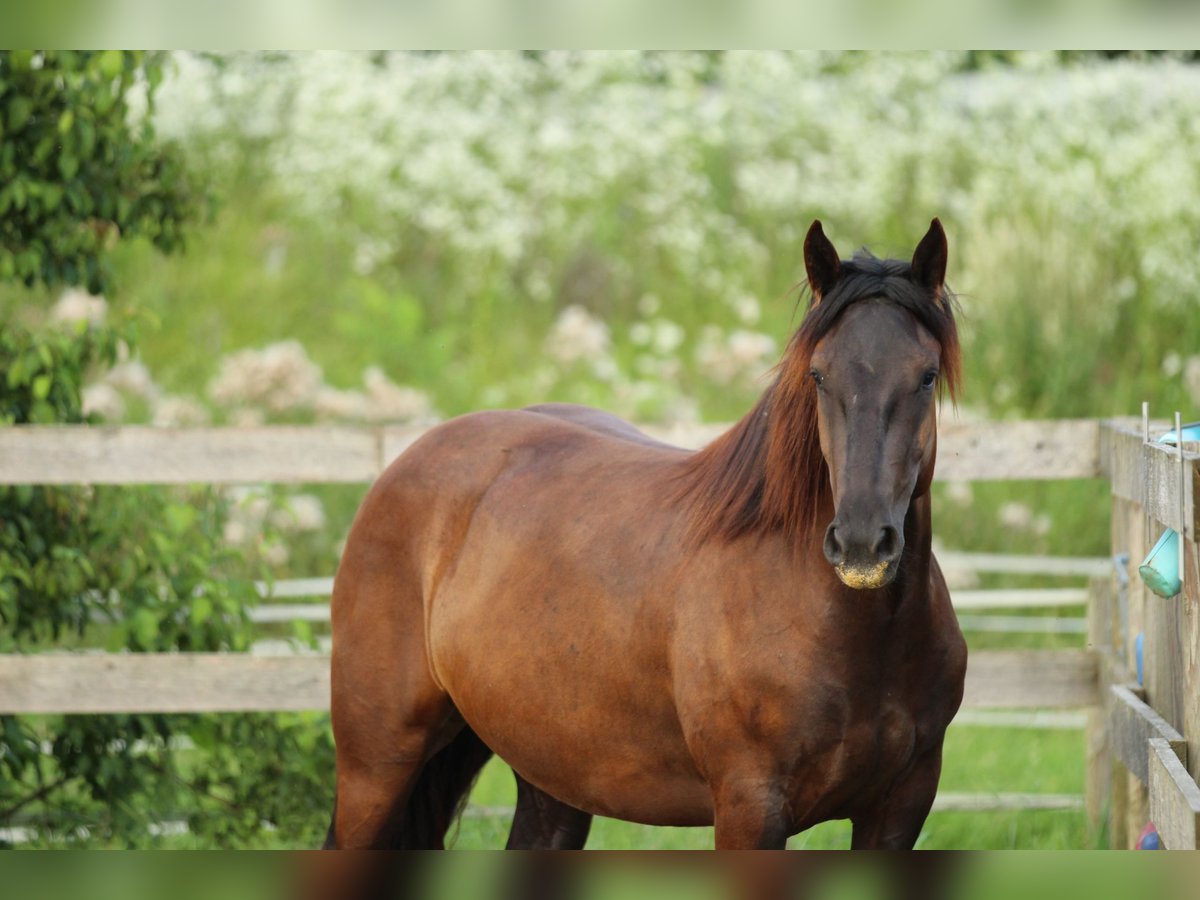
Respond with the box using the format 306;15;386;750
1135;632;1144;686
1157;421;1200;445
1136;821;1161;850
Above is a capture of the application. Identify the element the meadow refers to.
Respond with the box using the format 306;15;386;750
4;51;1196;848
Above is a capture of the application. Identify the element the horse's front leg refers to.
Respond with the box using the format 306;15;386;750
712;774;791;849
850;745;943;849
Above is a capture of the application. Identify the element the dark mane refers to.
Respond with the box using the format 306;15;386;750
675;251;961;545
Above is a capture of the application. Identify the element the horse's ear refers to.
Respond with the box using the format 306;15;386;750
803;220;841;304
911;218;948;293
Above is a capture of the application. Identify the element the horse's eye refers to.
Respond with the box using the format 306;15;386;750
921;371;938;390
809;369;825;386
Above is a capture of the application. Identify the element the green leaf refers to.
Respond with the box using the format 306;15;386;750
28;400;56;423
190;595;213;628
57;109;74;135
165;502;197;535
58;153;79;181
6;354;26;387
6;96;32;131
105;624;129;653
130;608;159;648
97;50;125;81
31;374;51;400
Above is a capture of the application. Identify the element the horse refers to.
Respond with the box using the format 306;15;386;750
324;219;967;850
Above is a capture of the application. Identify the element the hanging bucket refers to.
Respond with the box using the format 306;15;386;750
1139;528;1182;599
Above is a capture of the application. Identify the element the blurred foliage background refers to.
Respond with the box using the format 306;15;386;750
2;50;1198;847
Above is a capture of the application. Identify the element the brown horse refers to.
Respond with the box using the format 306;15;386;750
325;219;967;850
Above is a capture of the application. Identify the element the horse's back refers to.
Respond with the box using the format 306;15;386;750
521;403;685;451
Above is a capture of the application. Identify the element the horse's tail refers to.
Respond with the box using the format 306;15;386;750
324;725;493;849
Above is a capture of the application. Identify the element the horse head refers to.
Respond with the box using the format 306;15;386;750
802;219;958;589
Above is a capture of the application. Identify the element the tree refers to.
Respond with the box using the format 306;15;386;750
0;51;333;847
0;50;201;294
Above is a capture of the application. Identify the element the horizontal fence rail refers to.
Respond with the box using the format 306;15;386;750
0;419;1102;485
0;649;1098;715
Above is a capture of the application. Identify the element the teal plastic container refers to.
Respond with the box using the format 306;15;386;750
1136;422;1196;599
1139;528;1181;599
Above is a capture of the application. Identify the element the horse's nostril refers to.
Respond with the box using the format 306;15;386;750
874;526;901;561
823;524;845;565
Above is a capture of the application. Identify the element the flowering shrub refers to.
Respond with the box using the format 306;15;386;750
141;51;1200;422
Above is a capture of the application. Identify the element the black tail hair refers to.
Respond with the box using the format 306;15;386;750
324;726;493;849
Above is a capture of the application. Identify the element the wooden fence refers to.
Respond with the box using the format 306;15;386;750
0;417;1121;836
1090;420;1200;849
0;417;1103;716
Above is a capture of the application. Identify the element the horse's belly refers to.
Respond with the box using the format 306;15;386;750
428;567;712;824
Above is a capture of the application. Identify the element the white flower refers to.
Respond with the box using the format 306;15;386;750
362;367;435;422
81;383;125;421
650;319;685;356
270;493;326;532
151;395;210;427
51;290;107;328
695;328;776;386
998;501;1034;531
314;387;369;422
104;361;160;401
208;340;324;415
544;305;612;366
944;481;973;508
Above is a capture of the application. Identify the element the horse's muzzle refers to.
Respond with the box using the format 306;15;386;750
824;521;903;590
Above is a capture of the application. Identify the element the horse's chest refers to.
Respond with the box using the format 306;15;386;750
852;700;919;779
792;695;924;820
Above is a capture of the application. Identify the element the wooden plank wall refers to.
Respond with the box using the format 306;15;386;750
1099;422;1200;848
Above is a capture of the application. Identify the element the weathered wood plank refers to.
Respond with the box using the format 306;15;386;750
379;424;436;469
950;588;1088;610
1101;422;1200;539
930;792;1084;812
960;649;1097;710
0;426;384;485
461;793;1086;818
0;649;1093;714
1183;535;1200;786
249;584;1091;617
0;653;329;713
939;551;1109;578
935;418;1100;482
1148;737;1200;849
1109;684;1187;784
0;420;1104;485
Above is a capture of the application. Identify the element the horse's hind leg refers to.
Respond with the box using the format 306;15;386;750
328;549;465;849
506;772;593;849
